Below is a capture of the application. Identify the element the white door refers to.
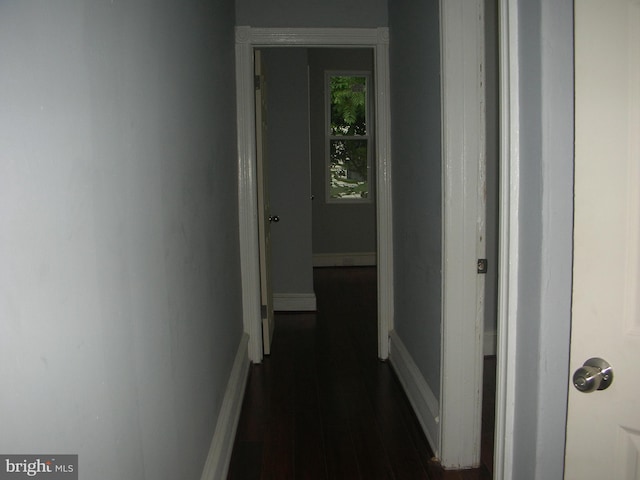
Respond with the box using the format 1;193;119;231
255;50;275;355
565;1;640;478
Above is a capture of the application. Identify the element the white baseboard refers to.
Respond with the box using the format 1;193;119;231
388;330;440;458
484;330;497;356
200;333;249;480
273;293;317;311
312;252;376;267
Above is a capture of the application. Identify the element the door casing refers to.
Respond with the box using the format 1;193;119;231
494;1;520;474
438;0;486;467
234;27;393;363
494;0;576;478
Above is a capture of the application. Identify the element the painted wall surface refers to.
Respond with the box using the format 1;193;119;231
0;2;243;479
388;0;442;399
236;0;387;28
512;0;574;478
309;48;377;255
262;49;314;295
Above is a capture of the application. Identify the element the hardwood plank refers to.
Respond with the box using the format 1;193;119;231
348;408;396;479
259;415;295;480
227;441;263;480
294;409;328;479
234;366;270;442
322;422;361;479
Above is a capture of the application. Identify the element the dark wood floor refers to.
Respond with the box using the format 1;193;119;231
228;267;494;479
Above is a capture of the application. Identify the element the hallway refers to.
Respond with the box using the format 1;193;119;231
228;267;493;479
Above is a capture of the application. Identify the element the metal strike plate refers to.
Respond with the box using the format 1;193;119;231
477;259;488;274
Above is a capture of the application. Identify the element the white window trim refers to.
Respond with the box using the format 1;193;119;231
324;70;374;204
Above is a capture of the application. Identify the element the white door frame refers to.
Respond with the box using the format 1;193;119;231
439;0;486;468
234;26;393;362
494;0;521;477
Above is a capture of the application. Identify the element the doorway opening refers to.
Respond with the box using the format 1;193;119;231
235;27;393;365
260;47;378;343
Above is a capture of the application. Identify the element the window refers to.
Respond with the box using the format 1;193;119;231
326;72;372;202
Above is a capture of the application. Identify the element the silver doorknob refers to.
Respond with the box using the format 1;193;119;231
572;357;613;393
268;215;279;223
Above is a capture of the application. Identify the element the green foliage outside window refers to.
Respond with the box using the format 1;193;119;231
328;75;370;200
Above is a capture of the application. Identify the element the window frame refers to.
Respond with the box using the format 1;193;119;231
324;70;373;204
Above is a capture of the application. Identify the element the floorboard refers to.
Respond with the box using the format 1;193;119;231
227;267;494;479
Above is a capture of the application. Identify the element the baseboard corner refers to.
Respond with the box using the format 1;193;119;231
200;333;250;480
388;330;440;458
312;252;376;267
273;293;317;311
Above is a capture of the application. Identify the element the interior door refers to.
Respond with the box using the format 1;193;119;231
255;50;275;356
565;1;640;478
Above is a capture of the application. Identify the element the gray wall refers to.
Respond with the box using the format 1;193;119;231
308;49;377;255
236;0;387;27
0;2;243;479
388;0;443;398
263;49;314;295
512;0;574;478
